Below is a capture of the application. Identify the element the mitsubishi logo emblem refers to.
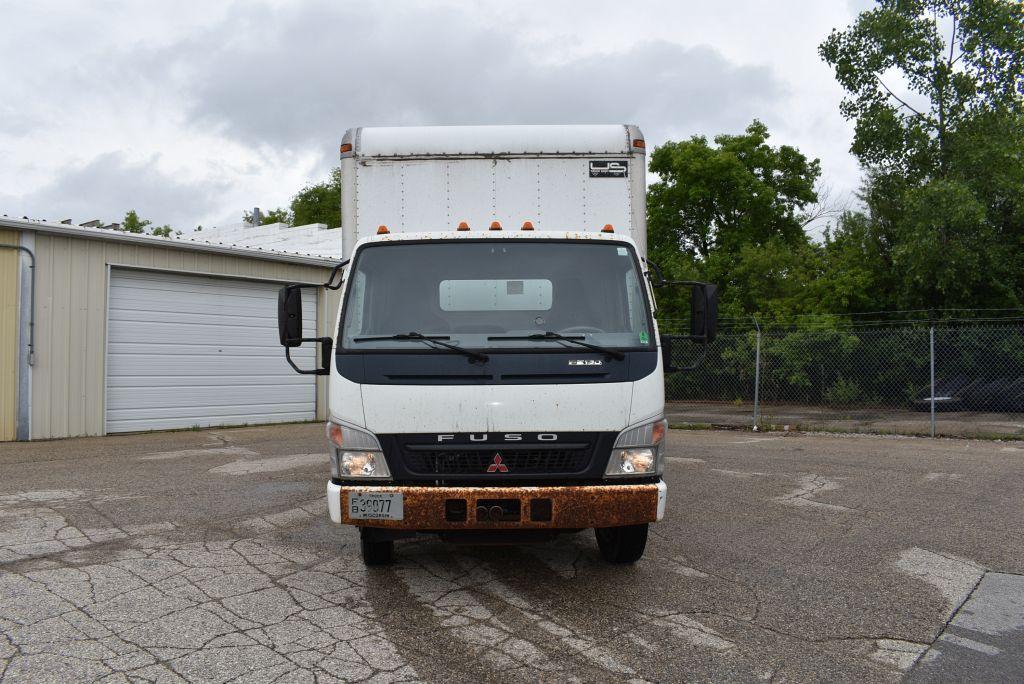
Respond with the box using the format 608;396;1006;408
486;454;509;473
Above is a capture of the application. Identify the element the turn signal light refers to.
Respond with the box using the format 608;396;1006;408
602;224;615;233
339;143;353;154
457;221;470;231
632;139;645;149
377;225;389;235
489;221;502;231
521;221;534;231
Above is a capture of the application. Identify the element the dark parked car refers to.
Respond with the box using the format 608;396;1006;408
914;375;1024;412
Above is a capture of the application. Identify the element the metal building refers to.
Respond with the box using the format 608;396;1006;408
0;217;342;441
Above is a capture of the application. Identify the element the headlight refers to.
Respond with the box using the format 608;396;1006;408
605;418;667;477
326;421;392;480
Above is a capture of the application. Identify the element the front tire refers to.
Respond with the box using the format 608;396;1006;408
595;524;648;563
360;529;394;566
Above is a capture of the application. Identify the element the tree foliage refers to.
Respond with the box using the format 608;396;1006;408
647;120;824;320
820;0;1024;313
291;167;341;227
121;210;150;234
819;0;1024;178
243;207;292;225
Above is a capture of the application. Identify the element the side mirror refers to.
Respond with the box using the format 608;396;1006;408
278;285;303;347
278;283;332;375
690;283;718;344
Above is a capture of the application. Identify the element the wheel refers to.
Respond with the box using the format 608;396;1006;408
360;529;394;566
595;524;648;564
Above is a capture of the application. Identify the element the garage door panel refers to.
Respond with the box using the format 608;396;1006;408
106;269;317;432
106;342;311;358
105;409;315;432
106;385;312;410
108;292;305;319
106;357;312;376
107;308;313;330
106;320;313;345
107;374;313;388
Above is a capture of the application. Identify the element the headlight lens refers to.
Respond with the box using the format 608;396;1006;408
605;418;667;477
326;421;392;479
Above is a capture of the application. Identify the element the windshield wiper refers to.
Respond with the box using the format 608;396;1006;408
487;332;626;361
353;332;489;363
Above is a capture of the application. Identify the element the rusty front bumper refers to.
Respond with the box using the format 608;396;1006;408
327;481;666;530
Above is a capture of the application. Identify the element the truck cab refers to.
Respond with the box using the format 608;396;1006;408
278;125;716;565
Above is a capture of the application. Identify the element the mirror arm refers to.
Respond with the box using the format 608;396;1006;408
673;343;710;372
323;259;350;290
285;337;332;375
641;257;667;287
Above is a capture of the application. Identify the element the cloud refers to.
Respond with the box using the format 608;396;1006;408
169;3;785;156
0;152;230;228
0;0;858;231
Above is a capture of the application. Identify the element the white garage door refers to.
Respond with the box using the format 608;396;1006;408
106;268;317;433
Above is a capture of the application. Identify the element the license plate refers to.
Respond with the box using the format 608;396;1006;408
348;491;404;520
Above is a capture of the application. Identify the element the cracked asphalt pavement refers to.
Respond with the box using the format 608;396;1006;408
1;425;1022;682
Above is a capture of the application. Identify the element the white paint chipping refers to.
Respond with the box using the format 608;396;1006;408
641;613;734;652
208;453;327;475
773;474;855;513
869;639;928;671
712;469;768;479
394;556;563;674
665;559;710;579
939;633;1002;656
141;446;257;461
894;547;985;613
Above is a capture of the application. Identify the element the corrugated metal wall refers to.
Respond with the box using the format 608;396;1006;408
30;232;342;439
0;230;19;441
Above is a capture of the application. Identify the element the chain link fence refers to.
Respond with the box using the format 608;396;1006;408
662;319;1024;438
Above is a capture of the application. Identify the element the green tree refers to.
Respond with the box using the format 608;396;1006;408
243;207;292;225
647;121;824;319
819;0;1024;312
121;210;150;234
819;0;1024;179
150;225;174;237
291;167;341;227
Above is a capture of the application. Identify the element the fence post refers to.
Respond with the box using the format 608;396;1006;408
929;325;936;437
752;317;761;430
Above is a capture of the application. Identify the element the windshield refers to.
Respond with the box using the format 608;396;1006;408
340;240;653;351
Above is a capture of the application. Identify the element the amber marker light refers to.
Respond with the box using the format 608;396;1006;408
377;225;390;235
601;224;615;233
328;422;344;448
457;221;470;231
521;221;535;231
489;221;502;231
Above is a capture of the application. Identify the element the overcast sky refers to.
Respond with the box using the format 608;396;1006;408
0;0;873;233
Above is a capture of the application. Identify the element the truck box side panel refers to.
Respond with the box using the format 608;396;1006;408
348;157;634;237
402;161;455;230
341;125;646;258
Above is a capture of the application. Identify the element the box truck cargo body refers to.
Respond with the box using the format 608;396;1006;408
278;125;716;565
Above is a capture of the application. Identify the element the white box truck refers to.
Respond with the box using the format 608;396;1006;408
278;125;716;565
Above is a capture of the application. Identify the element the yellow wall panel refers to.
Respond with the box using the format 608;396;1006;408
0;230;20;441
